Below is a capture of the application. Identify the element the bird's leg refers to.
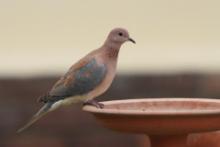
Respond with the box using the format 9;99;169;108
83;99;104;109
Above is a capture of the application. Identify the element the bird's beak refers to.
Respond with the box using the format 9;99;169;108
128;38;136;44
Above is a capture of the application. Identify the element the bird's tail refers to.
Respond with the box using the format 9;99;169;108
17;102;53;133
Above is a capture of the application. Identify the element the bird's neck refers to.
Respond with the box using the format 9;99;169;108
102;41;121;59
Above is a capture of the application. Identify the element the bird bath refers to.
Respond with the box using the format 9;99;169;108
83;98;220;147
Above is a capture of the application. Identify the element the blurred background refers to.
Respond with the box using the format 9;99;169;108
1;0;220;146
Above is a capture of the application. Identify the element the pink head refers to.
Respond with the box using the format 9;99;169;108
104;28;135;48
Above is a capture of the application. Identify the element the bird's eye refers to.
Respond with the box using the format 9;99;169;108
118;32;123;36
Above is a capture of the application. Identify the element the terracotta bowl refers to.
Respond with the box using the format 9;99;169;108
83;98;220;147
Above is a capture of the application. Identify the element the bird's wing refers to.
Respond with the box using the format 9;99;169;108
38;58;107;103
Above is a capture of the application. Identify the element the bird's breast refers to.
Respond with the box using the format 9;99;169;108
86;61;117;100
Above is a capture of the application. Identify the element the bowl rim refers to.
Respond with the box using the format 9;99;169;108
83;98;220;116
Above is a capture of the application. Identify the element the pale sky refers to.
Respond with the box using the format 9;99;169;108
1;0;220;77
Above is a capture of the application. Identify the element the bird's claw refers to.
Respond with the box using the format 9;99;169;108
83;100;104;109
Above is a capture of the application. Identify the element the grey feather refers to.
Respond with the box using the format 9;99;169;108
45;58;107;102
17;102;53;133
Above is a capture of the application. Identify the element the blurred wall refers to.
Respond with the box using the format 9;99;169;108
0;0;220;77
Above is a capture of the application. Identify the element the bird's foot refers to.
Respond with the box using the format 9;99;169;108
83;99;104;109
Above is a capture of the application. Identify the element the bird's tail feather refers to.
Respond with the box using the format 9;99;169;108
17;102;53;133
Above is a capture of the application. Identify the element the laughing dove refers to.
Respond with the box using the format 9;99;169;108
17;28;135;133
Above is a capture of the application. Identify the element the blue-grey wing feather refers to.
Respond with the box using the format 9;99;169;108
39;58;107;102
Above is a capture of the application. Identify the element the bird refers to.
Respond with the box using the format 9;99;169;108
17;28;135;133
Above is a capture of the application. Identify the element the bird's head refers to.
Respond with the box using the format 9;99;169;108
104;28;135;48
108;28;135;44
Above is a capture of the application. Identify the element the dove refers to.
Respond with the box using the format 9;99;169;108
17;28;135;133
